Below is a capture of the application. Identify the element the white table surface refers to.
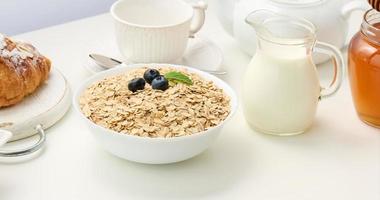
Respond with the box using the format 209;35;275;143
1;2;379;200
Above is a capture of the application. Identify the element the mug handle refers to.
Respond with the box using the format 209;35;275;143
314;41;344;100
341;0;369;19
189;1;208;38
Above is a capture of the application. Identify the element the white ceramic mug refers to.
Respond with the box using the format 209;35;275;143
111;0;207;63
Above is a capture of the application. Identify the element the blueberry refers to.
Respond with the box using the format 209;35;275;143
151;75;169;91
128;78;146;92
143;69;160;84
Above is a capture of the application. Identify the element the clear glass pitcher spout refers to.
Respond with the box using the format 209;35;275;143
245;10;317;47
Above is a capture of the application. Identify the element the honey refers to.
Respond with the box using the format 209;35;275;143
348;10;380;127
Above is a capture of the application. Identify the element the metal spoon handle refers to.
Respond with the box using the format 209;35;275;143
89;54;227;75
201;70;227;75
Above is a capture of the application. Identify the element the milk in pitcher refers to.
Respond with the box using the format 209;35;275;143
242;10;344;135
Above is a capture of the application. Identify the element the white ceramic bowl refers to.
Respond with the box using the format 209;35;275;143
73;64;238;164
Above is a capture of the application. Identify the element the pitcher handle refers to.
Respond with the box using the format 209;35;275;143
189;1;208;38
314;41;344;100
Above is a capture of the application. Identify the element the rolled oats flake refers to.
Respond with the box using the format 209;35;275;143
80;67;231;138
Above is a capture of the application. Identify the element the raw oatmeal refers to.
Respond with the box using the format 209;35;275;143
79;67;230;138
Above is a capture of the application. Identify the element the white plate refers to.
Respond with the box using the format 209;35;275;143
0;68;71;142
83;37;224;74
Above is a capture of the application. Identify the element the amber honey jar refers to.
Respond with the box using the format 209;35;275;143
349;9;380;128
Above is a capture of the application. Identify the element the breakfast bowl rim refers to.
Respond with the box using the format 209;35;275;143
73;63;238;142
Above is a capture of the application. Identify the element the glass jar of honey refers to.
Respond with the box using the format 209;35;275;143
349;9;380;128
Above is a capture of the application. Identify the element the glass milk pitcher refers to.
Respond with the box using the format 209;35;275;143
242;10;344;136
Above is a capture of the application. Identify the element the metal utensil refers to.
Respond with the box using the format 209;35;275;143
89;54;227;75
0;125;46;157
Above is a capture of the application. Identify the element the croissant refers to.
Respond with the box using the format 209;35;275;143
0;34;51;108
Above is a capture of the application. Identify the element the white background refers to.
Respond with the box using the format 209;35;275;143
0;0;201;35
0;0;116;35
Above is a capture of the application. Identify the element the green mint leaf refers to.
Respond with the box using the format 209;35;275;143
164;71;193;85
